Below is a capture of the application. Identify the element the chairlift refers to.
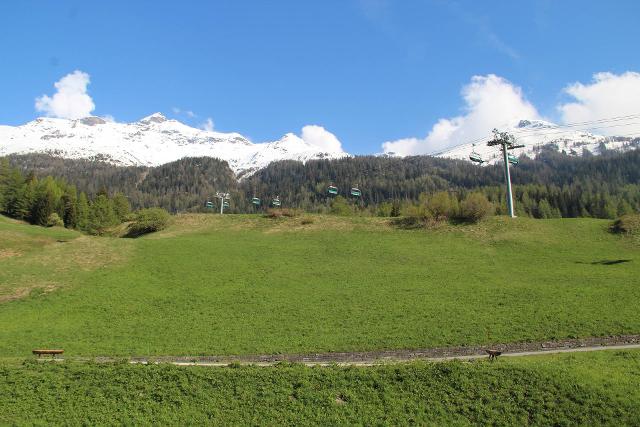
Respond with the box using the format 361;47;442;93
251;197;261;206
223;200;230;208
272;197;281;207
508;154;518;165
350;187;361;197
205;201;214;209
469;144;484;164
327;185;338;195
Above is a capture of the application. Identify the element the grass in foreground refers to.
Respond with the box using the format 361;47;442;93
0;214;639;356
1;350;639;425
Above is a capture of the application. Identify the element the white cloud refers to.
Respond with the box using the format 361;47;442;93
200;117;214;132
558;71;640;135
35;70;95;119
300;125;344;152
173;107;197;118
382;74;540;155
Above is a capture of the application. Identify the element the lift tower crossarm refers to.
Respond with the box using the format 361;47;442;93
487;129;521;218
216;192;230;215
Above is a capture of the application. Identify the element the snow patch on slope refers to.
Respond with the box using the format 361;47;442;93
0;113;349;175
433;119;640;164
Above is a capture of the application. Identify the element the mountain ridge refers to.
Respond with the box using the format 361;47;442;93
0;113;349;177
433;119;639;164
1;114;638;175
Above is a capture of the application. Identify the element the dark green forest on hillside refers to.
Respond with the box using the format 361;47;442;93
0;158;132;234
245;148;640;218
3;147;640;219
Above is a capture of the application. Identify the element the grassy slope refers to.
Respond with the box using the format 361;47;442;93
1;350;639;425
0;214;638;356
0;216;81;302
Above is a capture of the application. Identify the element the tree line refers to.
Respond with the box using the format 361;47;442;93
243;148;640;219
0;159;130;234
3;145;640;219
5;154;239;213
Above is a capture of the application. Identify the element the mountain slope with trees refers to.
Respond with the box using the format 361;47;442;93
3;147;639;219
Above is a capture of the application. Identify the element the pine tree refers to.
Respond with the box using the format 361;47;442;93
390;200;401;217
30;187;56;226
537;199;553;219
2;169;28;219
87;194;118;234
112;193;131;221
617;199;634;217
76;192;90;231
62;190;78;229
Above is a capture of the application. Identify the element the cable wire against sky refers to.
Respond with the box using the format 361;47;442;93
429;113;640;156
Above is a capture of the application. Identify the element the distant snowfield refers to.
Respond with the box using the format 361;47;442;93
432;119;639;164
1;115;638;175
0;113;349;176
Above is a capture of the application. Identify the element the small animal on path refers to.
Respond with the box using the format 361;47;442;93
486;349;502;361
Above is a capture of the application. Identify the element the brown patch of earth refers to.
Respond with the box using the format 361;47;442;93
0;284;57;303
0;249;21;259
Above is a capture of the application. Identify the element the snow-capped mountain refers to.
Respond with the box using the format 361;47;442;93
0;113;349;176
2;114;637;174
434;119;639;164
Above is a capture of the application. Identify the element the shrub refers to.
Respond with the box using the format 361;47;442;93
126;208;171;237
46;212;64;227
301;217;314;225
392;216;429;229
610;213;640;235
330;196;353;216
426;192;458;221
377;202;393;217
459;193;494;222
390;200;401;217
397;192;457;227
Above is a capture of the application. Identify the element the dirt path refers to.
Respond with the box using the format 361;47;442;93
119;335;640;367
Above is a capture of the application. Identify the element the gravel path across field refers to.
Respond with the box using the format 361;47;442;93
113;335;640;366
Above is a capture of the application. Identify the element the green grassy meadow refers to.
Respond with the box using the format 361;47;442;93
0;213;638;357
1;350;639;425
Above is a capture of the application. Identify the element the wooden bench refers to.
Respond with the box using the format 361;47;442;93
32;349;64;359
486;349;502;361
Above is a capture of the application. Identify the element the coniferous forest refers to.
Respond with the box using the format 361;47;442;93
2;147;639;222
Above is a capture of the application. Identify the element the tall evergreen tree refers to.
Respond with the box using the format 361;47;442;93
87;194;118;235
112;193;131;221
61;189;78;229
76;192;90;231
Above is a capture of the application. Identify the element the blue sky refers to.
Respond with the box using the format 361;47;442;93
1;0;640;154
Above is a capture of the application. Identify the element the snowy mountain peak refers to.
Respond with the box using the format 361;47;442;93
275;133;309;148
139;112;168;124
78;116;107;126
0;114;349;176
436;118;639;164
516;119;556;130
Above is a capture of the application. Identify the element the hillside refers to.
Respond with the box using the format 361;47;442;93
435;119;640;164
1;214;638;357
0;113;349;175
5;147;640;217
